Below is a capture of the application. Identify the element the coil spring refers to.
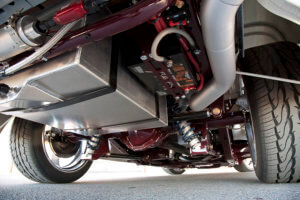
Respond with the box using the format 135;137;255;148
87;134;101;151
176;121;199;143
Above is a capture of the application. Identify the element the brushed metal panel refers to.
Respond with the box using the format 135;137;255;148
0;39;167;132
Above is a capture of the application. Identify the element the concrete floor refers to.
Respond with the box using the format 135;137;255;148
0;167;300;200
1;121;300;200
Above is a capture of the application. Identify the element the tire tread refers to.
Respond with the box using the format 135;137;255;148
9;118;92;183
242;42;300;183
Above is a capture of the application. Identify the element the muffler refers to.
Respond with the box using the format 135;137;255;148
190;0;244;111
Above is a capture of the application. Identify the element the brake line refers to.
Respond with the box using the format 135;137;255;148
3;20;80;75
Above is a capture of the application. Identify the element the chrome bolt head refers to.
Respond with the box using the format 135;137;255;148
140;55;148;61
166;60;173;68
194;49;201;55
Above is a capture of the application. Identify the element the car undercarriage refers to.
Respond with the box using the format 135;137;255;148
0;0;299;183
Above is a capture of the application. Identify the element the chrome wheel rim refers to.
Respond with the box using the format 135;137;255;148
245;122;257;168
243;158;254;171
172;168;185;173
42;126;87;172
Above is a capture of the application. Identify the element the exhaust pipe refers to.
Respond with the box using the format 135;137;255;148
189;0;244;111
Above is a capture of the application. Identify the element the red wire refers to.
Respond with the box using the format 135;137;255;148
197;74;204;91
178;37;201;74
159;18;168;29
154;19;162;32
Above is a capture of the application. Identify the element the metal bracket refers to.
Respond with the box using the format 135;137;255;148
236;71;300;85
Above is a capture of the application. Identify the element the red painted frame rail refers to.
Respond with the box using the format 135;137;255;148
49;0;175;56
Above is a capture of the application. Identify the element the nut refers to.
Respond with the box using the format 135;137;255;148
212;107;222;116
175;0;184;9
194;49;201;55
140;55;147;61
166;60;173;68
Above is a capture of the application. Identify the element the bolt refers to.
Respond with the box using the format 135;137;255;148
46;132;56;138
175;0;185;9
194;49;201;55
160;72;168;80
184;89;190;94
181;95;186;99
175;96;180;100
41;57;48;62
148;53;153;58
166;60;173;68
212;107;222;116
140;55;147;61
167;81;173;88
161;75;168;80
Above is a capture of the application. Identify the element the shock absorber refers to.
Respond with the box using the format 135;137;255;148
177;121;208;155
83;133;102;159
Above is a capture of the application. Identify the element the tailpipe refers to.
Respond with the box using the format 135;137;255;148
190;0;244;111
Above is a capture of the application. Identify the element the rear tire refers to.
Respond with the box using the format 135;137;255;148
10;118;92;183
242;42;300;183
